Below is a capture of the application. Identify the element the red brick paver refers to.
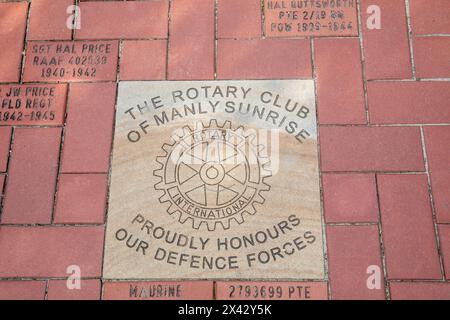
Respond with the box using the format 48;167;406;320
361;0;412;80
121;40;167;81
327;225;385;300
55;174;108;224
2;128;61;224
378;174;441;280
414;37;450;79
315;38;365;124
323;174;378;223
390;282;450;300
47;279;101;300
61;83;116;173
0;226;104;278
320;126;424;172
0;2;28;83
410;0;450;35
0;281;45;300
217;39;311;79
76;1;169;40
28;0;73;41
424;126;450;223
218;0;261;38
0;128;11;173
368;82;450;124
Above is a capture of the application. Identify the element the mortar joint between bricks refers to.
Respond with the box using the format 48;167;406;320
419;127;447;280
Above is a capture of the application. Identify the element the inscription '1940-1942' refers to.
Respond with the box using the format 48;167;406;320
23;41;119;82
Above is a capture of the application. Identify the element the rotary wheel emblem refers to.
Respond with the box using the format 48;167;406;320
154;119;271;231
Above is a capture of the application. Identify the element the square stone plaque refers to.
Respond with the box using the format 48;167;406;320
104;80;325;280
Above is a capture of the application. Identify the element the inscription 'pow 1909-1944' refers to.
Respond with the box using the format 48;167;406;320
103;80;324;280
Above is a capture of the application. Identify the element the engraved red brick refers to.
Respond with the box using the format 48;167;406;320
0;226;104;277
390;282;450;300
320;126;424;172
0;84;67;126
315;38;365;124
361;0;412;80
215;281;328;300
0;281;45;300
103;281;213;300
23;41;119;82
368;82;450;124
168;0;214;80
217;39;311;79
323;174;378;223
0;2;28;82
55;174;107;224
28;0;73;40
378;174;441;279
61;83;116;173
439;225;450;279
0;127;11;172
47;279;101;300
327;225;385;300
218;0;261;38
424;126;450;223
414;37;450;78
2;128;61;224
76;1;169;39
121;40;166;81
264;0;358;38
410;0;450;35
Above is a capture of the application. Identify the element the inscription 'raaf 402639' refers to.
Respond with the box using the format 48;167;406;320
104;80;325;280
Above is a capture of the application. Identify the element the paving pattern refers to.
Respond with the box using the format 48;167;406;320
0;0;449;300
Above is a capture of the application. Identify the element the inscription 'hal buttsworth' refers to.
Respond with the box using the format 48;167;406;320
103;80;325;280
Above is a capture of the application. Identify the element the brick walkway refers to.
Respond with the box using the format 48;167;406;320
0;0;449;300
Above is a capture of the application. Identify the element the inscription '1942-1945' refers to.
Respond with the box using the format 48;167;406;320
0;84;67;126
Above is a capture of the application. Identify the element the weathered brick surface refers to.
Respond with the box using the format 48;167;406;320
320;126;424;172
217;39;311;79
0;226;104;278
47;279;101;300
323;174;378;223
61;83;116;173
368;82;450;124
2;128;61;224
414;37;450;79
361;0;412;80
76;1;169;39
28;0;73;40
410;0;450;35
168;0;214;80
315;38;365;124
0;281;45;300
0;2;28;82
378;174;441;280
424;126;450;223
327;225;385;300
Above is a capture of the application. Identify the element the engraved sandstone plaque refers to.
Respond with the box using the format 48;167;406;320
264;0;358;37
23;41;118;82
104;80;324;280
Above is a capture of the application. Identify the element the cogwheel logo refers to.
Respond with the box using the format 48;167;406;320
153;119;272;231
